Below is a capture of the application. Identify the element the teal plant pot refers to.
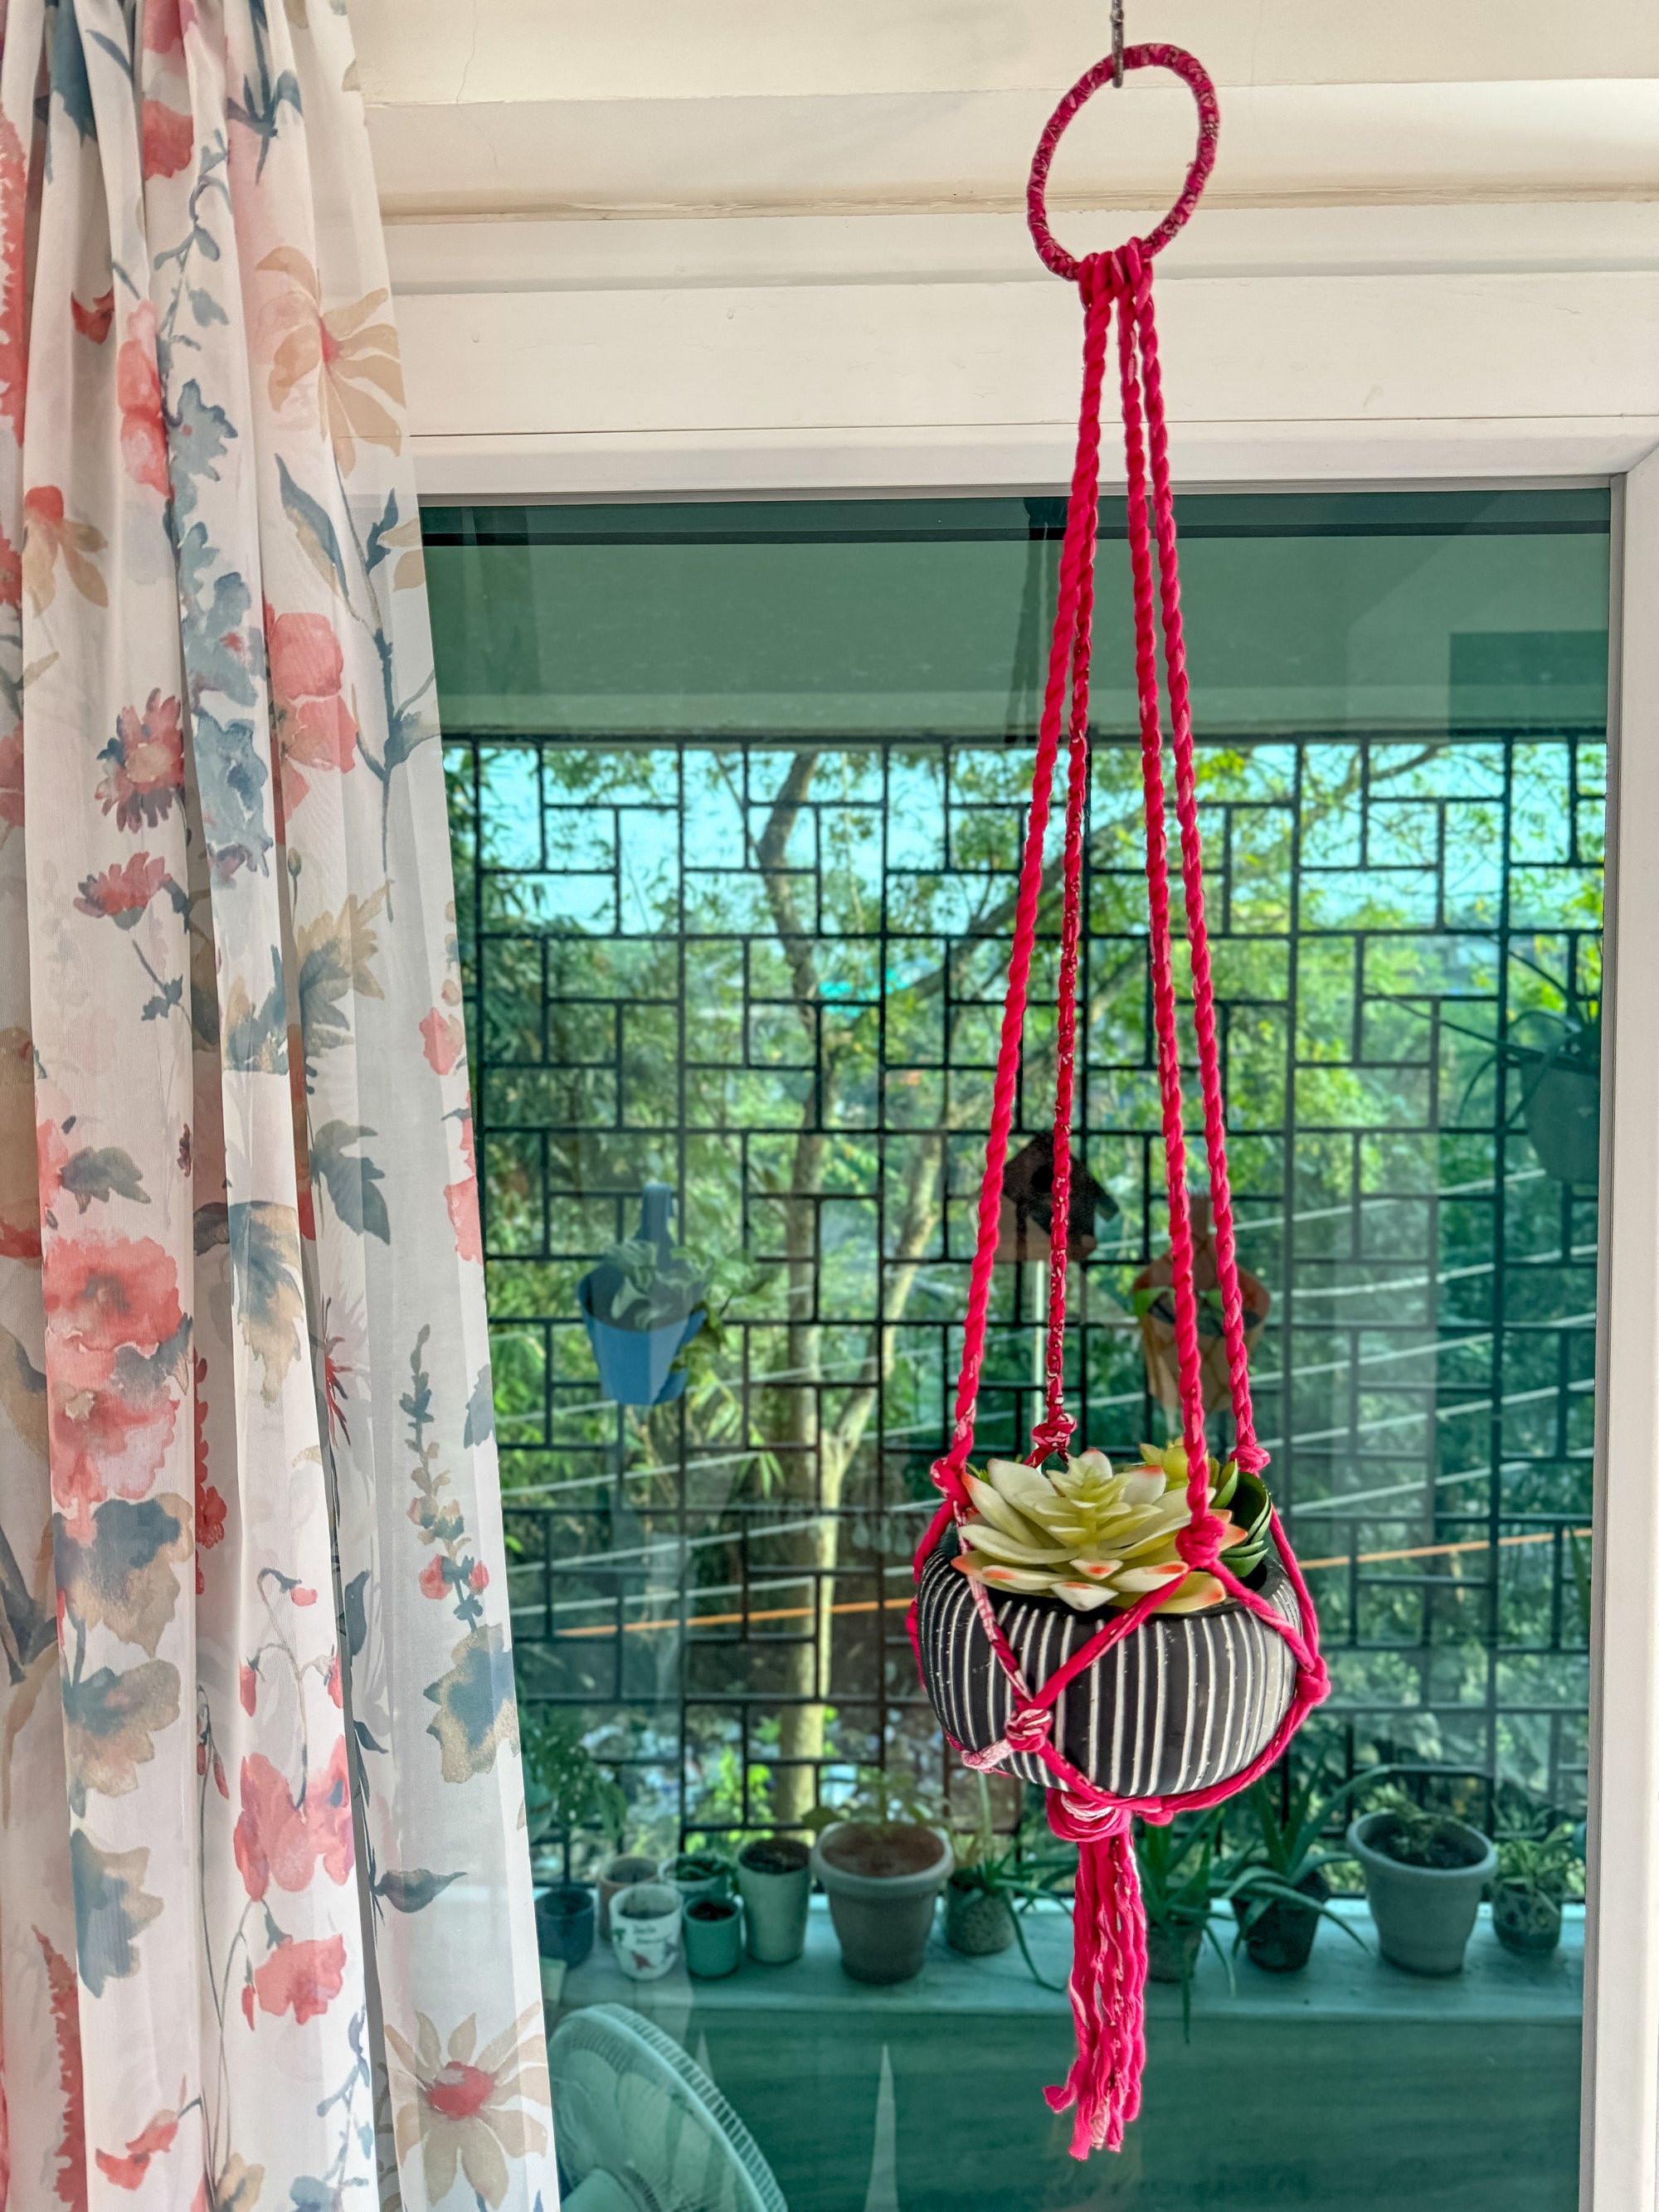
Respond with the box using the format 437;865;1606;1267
683;1895;743;1978
661;1851;730;1907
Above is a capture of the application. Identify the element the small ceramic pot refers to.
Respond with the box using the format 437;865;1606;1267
1348;1811;1497;1975
683;1895;743;1979
661;1851;730;1907
609;1882;684;1981
735;1837;813;1964
1146;1918;1204;1986
1491;1883;1564;1957
1233;1869;1330;1974
943;1874;1016;1957
534;1881;595;1968
811;1822;953;1986
596;1852;659;1939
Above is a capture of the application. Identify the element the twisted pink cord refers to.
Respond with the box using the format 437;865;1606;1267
907;45;1326;2161
924;255;1114;1513
1128;246;1262;1471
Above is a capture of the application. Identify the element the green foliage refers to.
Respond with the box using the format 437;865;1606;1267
1219;1762;1387;1955
521;1708;627;1876
1496;1821;1583;1903
581;1236;705;1331
454;727;1605;1846
1136;1812;1232;2035
1364;1786;1486;1870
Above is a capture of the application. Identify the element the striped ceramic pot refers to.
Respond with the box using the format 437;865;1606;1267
916;1542;1302;1801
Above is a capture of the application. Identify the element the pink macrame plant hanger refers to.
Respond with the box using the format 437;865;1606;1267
909;46;1330;2160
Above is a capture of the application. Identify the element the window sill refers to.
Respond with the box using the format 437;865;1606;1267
554;1897;1584;2025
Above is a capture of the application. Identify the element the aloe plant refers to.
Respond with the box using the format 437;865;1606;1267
1136;1812;1230;2035
1219;1764;1386;1962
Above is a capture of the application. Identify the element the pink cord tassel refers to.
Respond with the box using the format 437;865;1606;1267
1044;1813;1148;2158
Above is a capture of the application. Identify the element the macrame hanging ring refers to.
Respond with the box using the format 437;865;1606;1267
1026;44;1221;281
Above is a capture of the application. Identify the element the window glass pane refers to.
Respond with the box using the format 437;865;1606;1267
431;489;1606;2212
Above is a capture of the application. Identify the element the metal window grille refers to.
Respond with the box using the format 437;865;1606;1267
446;727;1602;1845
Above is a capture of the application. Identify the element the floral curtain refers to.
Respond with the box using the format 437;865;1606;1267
0;5;552;2211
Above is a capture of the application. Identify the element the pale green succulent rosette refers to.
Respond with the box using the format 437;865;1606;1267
952;1444;1264;1615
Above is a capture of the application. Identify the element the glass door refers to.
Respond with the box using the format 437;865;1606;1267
426;488;1609;2211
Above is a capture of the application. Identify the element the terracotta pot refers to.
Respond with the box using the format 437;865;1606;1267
596;1852;659;1939
1132;1198;1269;1417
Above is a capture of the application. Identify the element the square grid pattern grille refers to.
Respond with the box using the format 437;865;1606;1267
446;730;1602;1844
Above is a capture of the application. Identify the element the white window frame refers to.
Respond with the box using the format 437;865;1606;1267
414;423;1658;2212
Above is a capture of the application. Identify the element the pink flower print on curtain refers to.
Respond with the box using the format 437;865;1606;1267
0;2;550;2209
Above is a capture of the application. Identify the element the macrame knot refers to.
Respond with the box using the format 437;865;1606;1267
1029;1411;1076;1460
929;1451;965;1501
1108;239;1150;309
1300;1655;1333;1707
1005;1702;1056;1756
1233;1442;1269;1475
1048;1790;1132;1845
1175;1512;1227;1574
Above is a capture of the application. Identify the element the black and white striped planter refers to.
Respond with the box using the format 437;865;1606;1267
917;1541;1303;1800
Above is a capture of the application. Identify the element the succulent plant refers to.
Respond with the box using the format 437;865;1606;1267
952;1444;1258;1614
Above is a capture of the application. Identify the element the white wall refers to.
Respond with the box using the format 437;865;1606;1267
351;2;1659;497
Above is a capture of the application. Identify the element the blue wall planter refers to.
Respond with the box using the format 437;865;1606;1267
577;1276;706;1406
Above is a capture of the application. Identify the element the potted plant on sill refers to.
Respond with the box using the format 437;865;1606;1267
1221;1764;1379;1975
1346;1788;1497;1976
1135;1812;1229;2035
661;1848;732;1907
734;1834;813;1964
522;1709;626;1972
1491;1822;1582;1957
576;1182;708;1407
808;1770;954;1986
683;1894;745;1980
943;1774;1073;1988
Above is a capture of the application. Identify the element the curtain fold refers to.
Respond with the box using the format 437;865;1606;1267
0;6;552;2210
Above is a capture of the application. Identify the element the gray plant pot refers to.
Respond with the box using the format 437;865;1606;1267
1348;1811;1496;1975
811;1822;953;1985
735;1836;812;1964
